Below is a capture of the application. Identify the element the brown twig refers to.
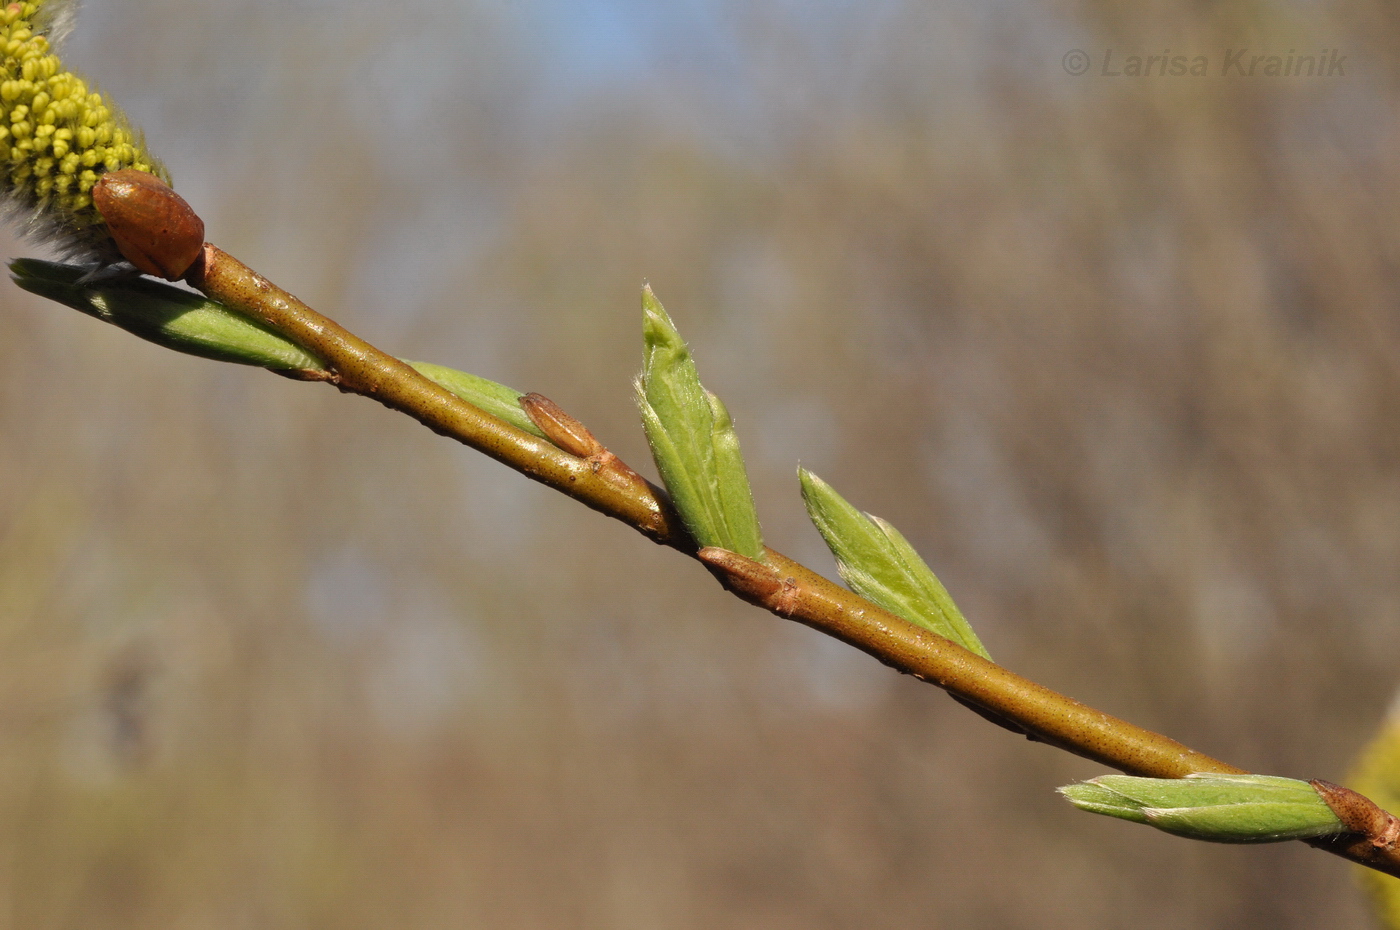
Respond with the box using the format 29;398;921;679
697;547;1242;777
184;244;679;545
181;241;1400;879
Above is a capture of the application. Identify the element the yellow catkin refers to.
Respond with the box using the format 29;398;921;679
1351;706;1400;928
0;0;167;258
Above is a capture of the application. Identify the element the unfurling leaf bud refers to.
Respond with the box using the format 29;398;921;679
1059;773;1345;843
635;285;763;558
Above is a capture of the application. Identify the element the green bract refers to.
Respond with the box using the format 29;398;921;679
0;0;166;259
800;468;988;658
10;259;547;439
1060;773;1345;844
635;286;763;559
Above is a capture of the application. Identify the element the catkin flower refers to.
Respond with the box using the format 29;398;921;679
0;0;167;261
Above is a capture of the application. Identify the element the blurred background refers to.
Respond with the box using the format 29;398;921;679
0;0;1397;926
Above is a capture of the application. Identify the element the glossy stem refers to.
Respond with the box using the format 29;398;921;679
700;546;1242;777
185;244;681;545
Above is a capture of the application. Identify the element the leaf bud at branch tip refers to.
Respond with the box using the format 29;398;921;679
1060;773;1346;844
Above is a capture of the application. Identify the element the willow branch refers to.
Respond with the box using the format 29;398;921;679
182;242;1400;879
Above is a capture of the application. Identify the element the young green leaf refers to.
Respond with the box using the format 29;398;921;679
1059;773;1345;844
799;467;988;658
10;258;547;439
635;285;762;558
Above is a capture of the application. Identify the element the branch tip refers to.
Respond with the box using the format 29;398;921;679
1310;780;1400;849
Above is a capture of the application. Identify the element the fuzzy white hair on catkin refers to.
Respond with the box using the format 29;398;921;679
3;199;118;267
33;0;80;48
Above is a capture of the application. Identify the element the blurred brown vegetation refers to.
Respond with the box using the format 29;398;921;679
1;0;1398;926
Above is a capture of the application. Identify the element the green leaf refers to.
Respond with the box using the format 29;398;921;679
798;468;988;658
1059;773;1345;844
10;258;547;439
635;285;763;558
13;257;322;370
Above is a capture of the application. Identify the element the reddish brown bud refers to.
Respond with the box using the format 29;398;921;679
520;393;606;458
1310;780;1400;847
92;169;205;280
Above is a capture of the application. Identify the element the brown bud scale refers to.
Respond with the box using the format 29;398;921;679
92;169;206;280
